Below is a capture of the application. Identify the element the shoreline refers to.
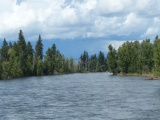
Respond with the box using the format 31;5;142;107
118;73;160;80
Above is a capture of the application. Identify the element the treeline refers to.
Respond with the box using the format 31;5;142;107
3;30;160;79
107;35;160;76
0;30;75;79
76;51;108;72
0;30;108;80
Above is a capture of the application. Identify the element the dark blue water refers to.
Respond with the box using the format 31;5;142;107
0;73;160;120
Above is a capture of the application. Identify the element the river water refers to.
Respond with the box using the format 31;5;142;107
0;73;160;120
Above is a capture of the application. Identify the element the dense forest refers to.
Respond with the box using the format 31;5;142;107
107;35;160;76
0;30;108;79
1;30;160;80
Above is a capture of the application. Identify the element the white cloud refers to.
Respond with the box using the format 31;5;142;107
106;40;125;50
95;0;132;16
142;27;159;38
0;0;160;41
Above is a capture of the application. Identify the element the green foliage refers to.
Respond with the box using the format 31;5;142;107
80;51;89;71
0;30;76;80
2;30;160;79
26;42;34;76
8;48;23;78
0;60;2;79
37;58;43;76
107;44;117;74
17;30;27;76
153;36;160;76
0;38;9;61
118;41;141;73
44;44;57;74
43;44;75;75
116;39;154;75
96;62;102;72
98;51;107;71
88;54;97;72
2;61;11;79
26;41;34;57
68;58;74;73
77;51;107;72
140;39;154;73
35;35;43;61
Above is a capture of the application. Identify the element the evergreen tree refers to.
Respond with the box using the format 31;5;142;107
17;30;27;76
55;50;65;73
80;51;89;71
26;41;34;76
44;44;56;75
9;42;13;48
2;61;11;79
34;35;43;76
35;35;43;61
96;61;102;72
0;38;9;61
69;57;74;73
18;30;26;52
63;59;70;73
37;57;43;76
98;51;107;71
8;48;22;78
107;45;117;75
26;41;34;57
88;54;97;72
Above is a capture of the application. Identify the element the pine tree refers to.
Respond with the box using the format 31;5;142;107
44;44;56;75
26;41;34;76
0;38;9;61
80;51;88;71
37;57;43;76
88;54;97;72
69;57;74;73
34;35;43;76
35;35;43;61
17;30;27;76
26;41;34;57
107;45;117;75
98;51;107;71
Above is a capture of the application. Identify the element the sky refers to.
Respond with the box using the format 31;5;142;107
0;0;160;58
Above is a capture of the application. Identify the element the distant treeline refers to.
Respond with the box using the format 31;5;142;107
107;35;160;76
0;30;108;79
76;50;108;73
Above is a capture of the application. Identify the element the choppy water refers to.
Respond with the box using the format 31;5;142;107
0;73;160;120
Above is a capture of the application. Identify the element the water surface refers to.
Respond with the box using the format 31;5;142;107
0;73;160;120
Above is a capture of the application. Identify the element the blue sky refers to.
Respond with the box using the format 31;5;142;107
0;0;160;58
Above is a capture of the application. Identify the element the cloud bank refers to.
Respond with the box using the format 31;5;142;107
0;0;160;40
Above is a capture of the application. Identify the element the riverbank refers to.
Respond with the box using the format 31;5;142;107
118;72;160;80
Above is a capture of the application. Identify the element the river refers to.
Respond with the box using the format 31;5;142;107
0;73;160;120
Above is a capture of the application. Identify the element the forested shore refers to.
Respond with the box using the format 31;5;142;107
107;35;160;78
1;30;160;80
0;30;107;80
